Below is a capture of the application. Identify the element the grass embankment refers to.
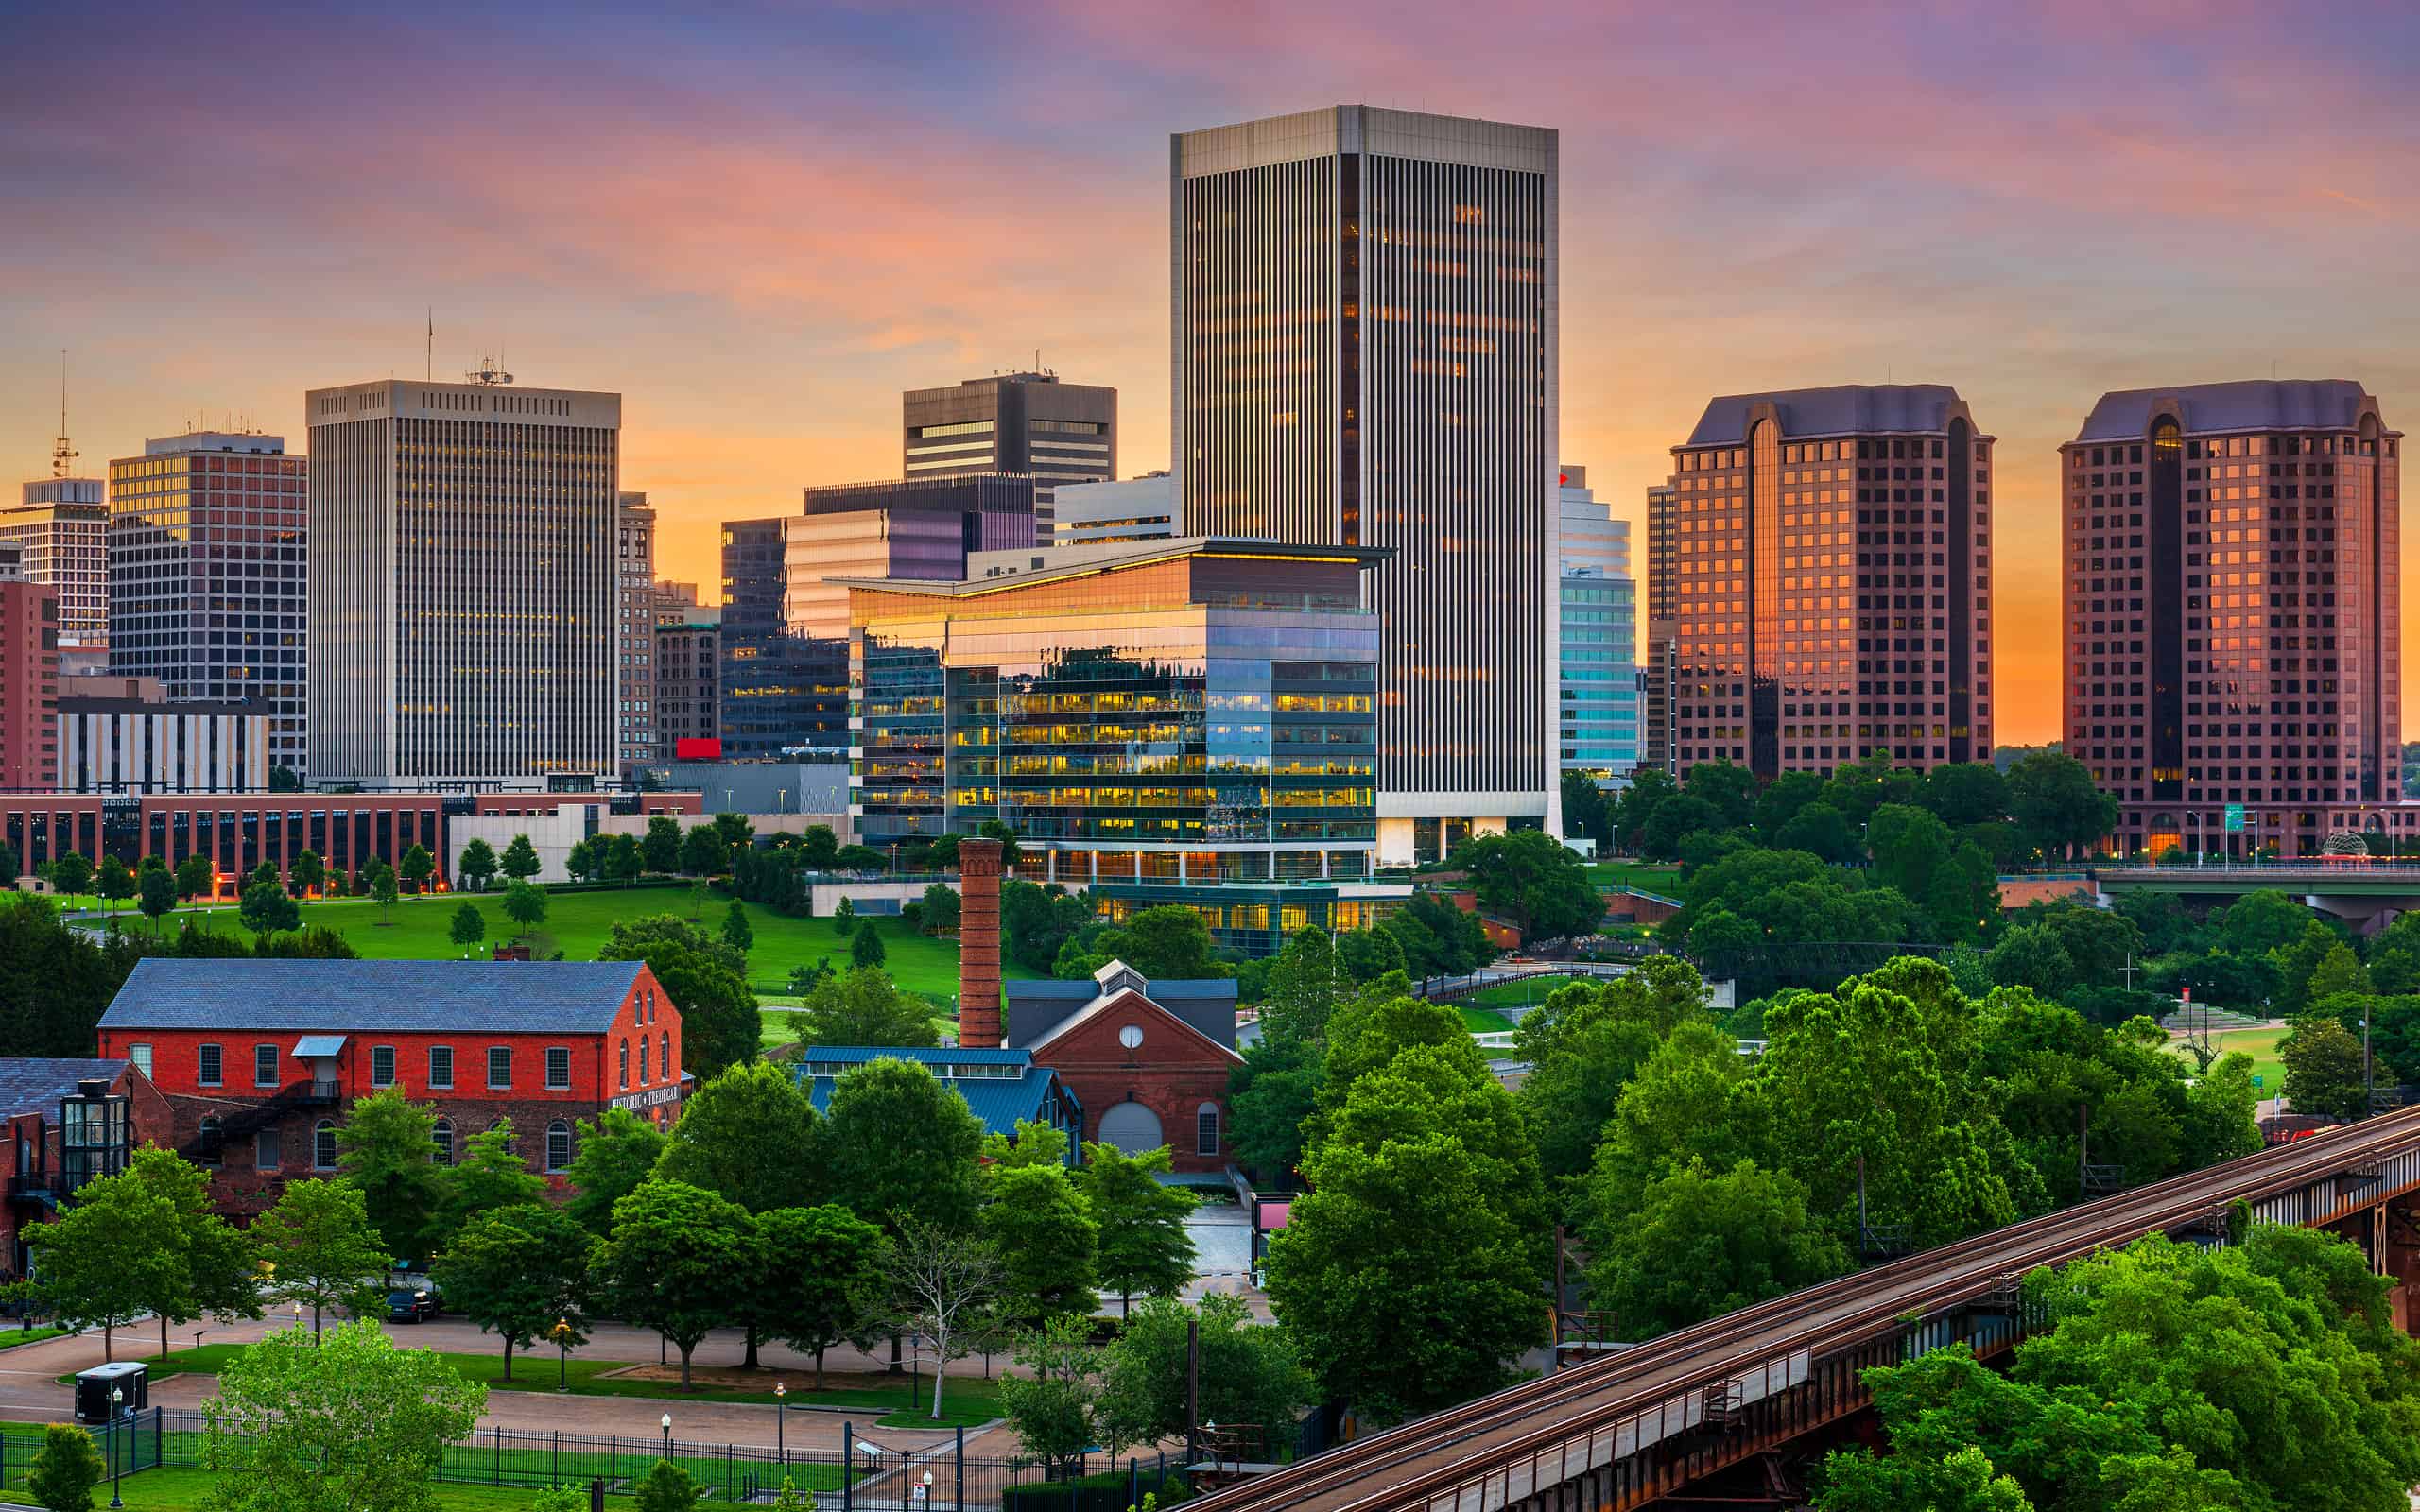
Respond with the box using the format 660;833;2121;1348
1457;1006;1516;1035
1469;974;1595;1010
0;1468;672;1512
1583;862;1684;894
2170;1024;2288;1097
77;1344;1002;1430
70;885;1031;1005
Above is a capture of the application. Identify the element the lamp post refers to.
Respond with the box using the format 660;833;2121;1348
773;1382;786;1463
108;1386;124;1509
552;1318;573;1393
660;1413;671;1463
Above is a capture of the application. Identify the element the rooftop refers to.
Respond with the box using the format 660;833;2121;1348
1006;961;1240;1055
0;1057;130;1120
1685;385;1972;447
835;536;1389;600
2073;379;2391;441
99;959;647;1035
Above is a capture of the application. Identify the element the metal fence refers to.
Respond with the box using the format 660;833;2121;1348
0;1409;1190;1509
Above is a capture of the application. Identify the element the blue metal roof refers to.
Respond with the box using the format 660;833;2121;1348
100;959;644;1035
794;1045;1032;1067
794;1050;1075;1143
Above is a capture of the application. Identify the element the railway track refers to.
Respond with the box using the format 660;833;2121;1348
1190;1108;2420;1512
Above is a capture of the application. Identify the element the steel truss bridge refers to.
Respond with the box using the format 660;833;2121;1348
1186;1109;2420;1512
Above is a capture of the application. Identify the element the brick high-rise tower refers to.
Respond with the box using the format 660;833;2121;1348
2063;380;2404;859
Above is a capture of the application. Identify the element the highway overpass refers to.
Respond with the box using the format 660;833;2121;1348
2093;862;2420;929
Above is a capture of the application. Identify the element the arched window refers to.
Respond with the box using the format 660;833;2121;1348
197;1115;223;1167
618;1039;630;1089
1196;1103;1221;1158
489;1118;515;1156
661;1032;671;1082
313;1119;337;1170
639;1037;650;1084
545;1120;571;1173
431;1119;455;1166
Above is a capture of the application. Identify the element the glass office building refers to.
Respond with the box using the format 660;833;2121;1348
1557;466;1639;784
845;538;1407;954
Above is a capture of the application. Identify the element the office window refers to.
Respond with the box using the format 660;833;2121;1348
254;1044;279;1088
372;1046;397;1088
313;1119;337;1170
488;1047;511;1090
545;1120;571;1173
1197;1103;1220;1157
545;1047;570;1091
198;1044;223;1087
428;1046;455;1089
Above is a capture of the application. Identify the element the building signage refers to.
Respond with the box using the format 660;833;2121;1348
2224;803;2247;833
609;1085;683;1111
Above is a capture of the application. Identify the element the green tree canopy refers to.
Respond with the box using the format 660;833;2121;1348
1095;1294;1311;1464
821;1058;985;1234
563;1106;669;1234
251;1178;394;1332
1451;829;1605;940
982;1159;1098;1327
456;837;498;892
1078;1142;1197;1317
2004;749;2118;859
238;879;300;937
790;966;939;1048
750;1204;888;1386
680;825;729;878
651;1059;823;1212
25;1423;106;1512
849;921;889;969
598;914;760;1080
500;833;542;882
435;1120;546;1251
1582;1159;1848;1341
589;1180;756;1388
334;1086;446;1266
2280;1018;2368;1120
447;902;486;950
428;1202;593;1381
642;816;683;874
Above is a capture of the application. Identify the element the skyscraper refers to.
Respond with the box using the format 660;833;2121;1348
1666;386;1993;777
903;373;1115;545
616;492;657;775
108;431;307;775
718;518;847;761
1641;483;1678;777
1;481;108;654
2063;380;2404;859
1556;466;1638;786
0;544;60;792
786;475;1037;642
1172;106;1559;864
306;380;619;785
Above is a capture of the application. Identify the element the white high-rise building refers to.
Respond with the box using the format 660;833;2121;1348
1;481;109;652
1172;106;1560;864
306;379;622;785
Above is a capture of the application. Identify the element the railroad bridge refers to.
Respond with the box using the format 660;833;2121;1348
2094;863;2420;931
1186;1111;2420;1512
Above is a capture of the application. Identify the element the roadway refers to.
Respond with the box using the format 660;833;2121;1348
1184;1108;2420;1512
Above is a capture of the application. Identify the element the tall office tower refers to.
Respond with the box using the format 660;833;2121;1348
2;482;109;653
654;603;721;759
108;431;308;775
1640;483;1678;777
615;492;657;774
2063;381;2405;860
0;544;60;791
718;517;847;761
306;380;620;785
904;372;1115;544
786;475;1037;641
1556;466;1638;787
1667;386;1994;778
1172;106;1559;864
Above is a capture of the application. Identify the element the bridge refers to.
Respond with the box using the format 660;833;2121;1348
1185;1109;2420;1512
2093;862;2420;929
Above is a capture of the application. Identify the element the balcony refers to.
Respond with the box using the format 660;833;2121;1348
5;1174;55;1204
294;1080;343;1105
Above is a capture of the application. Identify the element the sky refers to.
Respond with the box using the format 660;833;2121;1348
5;0;2417;745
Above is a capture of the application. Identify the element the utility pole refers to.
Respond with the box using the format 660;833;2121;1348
1551;1225;1565;1374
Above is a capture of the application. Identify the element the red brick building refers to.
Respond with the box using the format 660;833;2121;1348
95;959;685;1215
0;562;60;795
2;1058;171;1281
1006;964;1242;1176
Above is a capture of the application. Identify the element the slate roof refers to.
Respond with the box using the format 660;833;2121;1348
99;959;645;1035
2073;379;2383;441
0;1058;129;1119
1685;385;1966;446
1005;975;1238;1049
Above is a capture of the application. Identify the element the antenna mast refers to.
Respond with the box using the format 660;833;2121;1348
465;353;513;386
426;309;434;382
50;351;78;478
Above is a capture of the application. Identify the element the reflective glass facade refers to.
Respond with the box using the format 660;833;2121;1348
1557;468;1637;783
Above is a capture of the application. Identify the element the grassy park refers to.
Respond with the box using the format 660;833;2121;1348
0;1468;670;1512
2170;1023;2289;1098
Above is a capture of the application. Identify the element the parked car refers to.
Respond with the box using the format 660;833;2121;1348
387;1284;441;1322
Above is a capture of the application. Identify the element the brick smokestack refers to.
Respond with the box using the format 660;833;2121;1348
958;838;1004;1049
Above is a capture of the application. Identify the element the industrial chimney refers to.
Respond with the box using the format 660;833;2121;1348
957;838;1004;1049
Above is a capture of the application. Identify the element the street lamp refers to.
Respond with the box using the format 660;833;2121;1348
108;1386;124;1509
660;1413;672;1462
773;1381;786;1463
552;1317;573;1393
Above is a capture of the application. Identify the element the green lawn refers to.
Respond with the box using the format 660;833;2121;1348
2172;1024;2288;1097
1457;1005;1515;1035
1;1468;673;1512
72;886;1029;1004
1470;973;1595;1009
1583;861;1684;895
0;1326;68;1351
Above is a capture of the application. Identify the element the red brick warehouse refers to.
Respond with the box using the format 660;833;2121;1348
96;958;688;1217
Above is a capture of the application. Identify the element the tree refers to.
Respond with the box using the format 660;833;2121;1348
679;825;728;878
2218;889;2311;958
288;849;327;899
399;843;433;895
1265;1132;1549;1423
2305;940;2369;1005
720;900;753;954
429;1202;592;1381
832;895;857;936
652;1060;823;1214
1451;829;1604;940
1079;903;1223;981
870;1217;1003;1419
563;1106;669;1234
500;833;542;883
598;915;761;1081
632;1461;700;1512
1560;770;1614;850
138;864;177;934
983;1159;1098;1327
1000;879;1094;974
998;1315;1102;1474
437;1120;547;1248
49;850;95;898
1227;1033;1324;1182
267;765;303;792
251;1179;393;1332
1775;800;1858;863
501;880;547;938
165;852;211;905
821;1058;985;1234
95;854;135;919
20;1164;179;1360
589;1180;756;1388
457;837;498;893
334;1086;446;1267
919;882;961;936
752;1205;888;1386
2005;749;2118;858
1512;958;1710;1190
1636;793;1725;862
1986;924;2077;997
1583;1159;1847;1340
564;837;601;885
25;1423;105;1512
2281;1019;2368;1120
366;859;400;923
605;833;645;886
1079;1142;1197;1316
0;896;145;1057
1096;1294;1311;1463
448;902;486;951
642;816;683;874
1921;763;2011;828
790;966;939;1048
849;922;888;969
798;824;840;869
200;1317;485;1512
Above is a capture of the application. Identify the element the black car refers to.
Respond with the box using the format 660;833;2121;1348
387;1285;441;1322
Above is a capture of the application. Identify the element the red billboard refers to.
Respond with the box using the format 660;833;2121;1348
674;737;723;761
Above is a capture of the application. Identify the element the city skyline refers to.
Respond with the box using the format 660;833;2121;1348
5;3;2418;745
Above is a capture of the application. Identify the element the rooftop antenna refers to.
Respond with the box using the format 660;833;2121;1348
50;351;78;478
466;352;513;386
426;308;434;383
